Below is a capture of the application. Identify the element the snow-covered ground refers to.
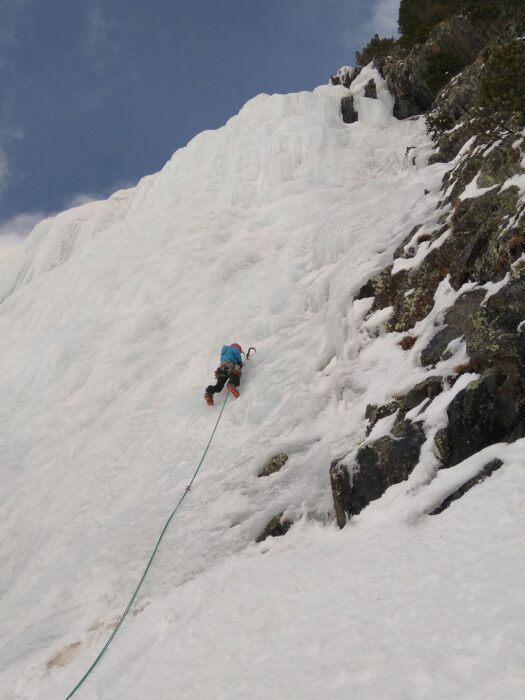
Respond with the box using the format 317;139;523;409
1;67;524;699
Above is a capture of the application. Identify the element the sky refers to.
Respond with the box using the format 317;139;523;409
0;0;399;250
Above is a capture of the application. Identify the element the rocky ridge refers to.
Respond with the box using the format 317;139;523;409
326;9;525;528
256;7;525;541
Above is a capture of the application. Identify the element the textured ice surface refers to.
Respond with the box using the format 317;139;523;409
1;80;524;700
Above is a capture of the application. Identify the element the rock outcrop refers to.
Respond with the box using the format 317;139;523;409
258;453;289;477
348;419;426;516
341;95;358;124
329;3;525;526
333;378;444;521
376;15;509;119
330;461;352;529
256;513;293;542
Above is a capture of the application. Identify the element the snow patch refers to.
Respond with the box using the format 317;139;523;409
459;173;499;200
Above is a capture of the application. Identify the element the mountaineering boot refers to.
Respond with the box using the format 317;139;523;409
227;383;240;399
204;393;214;406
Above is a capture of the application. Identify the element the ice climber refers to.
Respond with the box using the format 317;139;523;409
204;343;243;406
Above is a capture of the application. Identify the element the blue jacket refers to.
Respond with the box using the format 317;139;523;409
220;345;243;366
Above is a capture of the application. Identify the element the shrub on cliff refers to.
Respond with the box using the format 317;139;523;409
461;0;500;23
398;0;462;48
425;110;455;138
355;34;398;67
426;51;465;95
462;0;525;27
480;39;525;127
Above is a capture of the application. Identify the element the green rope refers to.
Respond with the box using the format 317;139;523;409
65;392;230;699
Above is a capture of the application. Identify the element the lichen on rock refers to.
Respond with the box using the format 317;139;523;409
258;453;289;477
255;513;293;543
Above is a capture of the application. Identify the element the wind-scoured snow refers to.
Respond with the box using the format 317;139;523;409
1;68;524;699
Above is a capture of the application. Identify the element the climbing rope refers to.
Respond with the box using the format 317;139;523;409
65;392;230;699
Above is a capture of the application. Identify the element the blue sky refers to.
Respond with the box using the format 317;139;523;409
0;0;399;248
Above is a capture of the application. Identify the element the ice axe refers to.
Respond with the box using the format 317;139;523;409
246;347;256;359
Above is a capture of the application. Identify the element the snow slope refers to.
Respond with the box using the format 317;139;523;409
1;67;524;699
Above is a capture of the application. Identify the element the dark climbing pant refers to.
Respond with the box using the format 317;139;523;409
206;361;241;396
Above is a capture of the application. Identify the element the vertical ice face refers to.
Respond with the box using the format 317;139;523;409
0;79;443;697
349;64;396;126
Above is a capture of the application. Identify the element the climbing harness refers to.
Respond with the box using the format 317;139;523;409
65;392;230;699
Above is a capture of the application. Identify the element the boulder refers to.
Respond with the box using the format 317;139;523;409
365;377;443;435
365;399;400;436
348;420;426;516
421;289;485;366
330;461;352;528
395;376;444;418
366;377;443;435
445;368;525;467
255;513;293;543
258;453;289;477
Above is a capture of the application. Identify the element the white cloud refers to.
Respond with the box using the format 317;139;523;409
64;177;135;209
83;0;119;73
0;175;137;255
0;210;45;252
0;190;101;255
0;1;31;200
341;0;400;54
368;0;400;37
65;192;99;209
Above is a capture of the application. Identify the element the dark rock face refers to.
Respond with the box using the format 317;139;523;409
429;118;480;164
446;369;525;467
425;271;525;469
347;131;524;525
357;130;524;336
449;188;520;289
330;461;352;528
365;400;400;435
341;95;358;124
400;376;444;414
329;11;525;525
258;453;288;477
421;289;485;366
430;459;503;514
380;56;434;119
330;66;359;88
366;377;444;435
332;379;441;523
465;270;525;375
375;44;434;120
358;248;449;333
478;143;523;188
256;513;293;543
378;16;505;119
434;428;450;465
433;59;483;122
348;419;425;516
364;79;377;99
